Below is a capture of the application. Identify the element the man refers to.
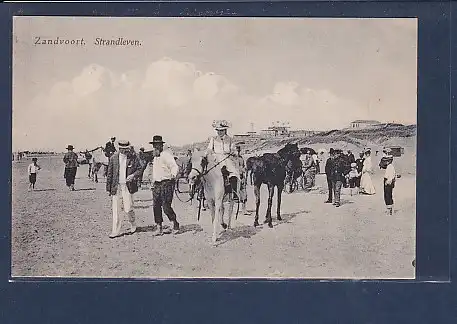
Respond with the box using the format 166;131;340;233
63;145;78;191
105;137;117;158
324;148;335;203
106;140;143;238
232;145;249;215
28;157;41;191
347;150;356;164
138;147;148;185
300;150;315;191
331;149;346;207
149;135;180;236
382;152;396;215
355;152;365;188
84;149;93;178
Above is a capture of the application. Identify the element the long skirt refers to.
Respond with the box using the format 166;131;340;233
360;172;376;194
64;167;77;187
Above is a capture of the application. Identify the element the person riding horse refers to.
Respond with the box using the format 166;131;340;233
205;120;240;195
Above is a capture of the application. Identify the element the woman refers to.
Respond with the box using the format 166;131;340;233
63;145;79;191
205;120;240;188
360;148;376;195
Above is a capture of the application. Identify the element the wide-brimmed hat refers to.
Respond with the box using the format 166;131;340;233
212;119;231;131
149;135;165;144
66;145;74;150
111;137;116;140
118;140;130;148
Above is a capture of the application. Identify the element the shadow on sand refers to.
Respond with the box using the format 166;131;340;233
216;225;261;246
32;188;57;192
74;188;96;191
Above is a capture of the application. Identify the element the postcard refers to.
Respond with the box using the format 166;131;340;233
12;16;417;279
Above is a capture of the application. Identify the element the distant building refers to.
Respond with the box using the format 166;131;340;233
261;126;290;137
349;120;381;129
289;130;319;137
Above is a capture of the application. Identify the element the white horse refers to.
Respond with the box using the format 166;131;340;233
91;147;109;182
188;151;240;245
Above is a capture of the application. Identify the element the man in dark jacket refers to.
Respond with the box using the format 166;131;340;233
106;140;143;238
355;152;365;188
332;149;347;207
324;148;335;203
105;137;117;158
63;145;79;191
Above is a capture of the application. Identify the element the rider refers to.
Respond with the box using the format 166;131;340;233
205;119;240;194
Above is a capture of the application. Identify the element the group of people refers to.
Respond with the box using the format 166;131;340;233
103;120;249;239
324;147;396;214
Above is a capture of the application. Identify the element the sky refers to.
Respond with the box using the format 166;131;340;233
12;17;417;152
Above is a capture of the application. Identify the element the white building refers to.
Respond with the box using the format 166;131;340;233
349;120;381;130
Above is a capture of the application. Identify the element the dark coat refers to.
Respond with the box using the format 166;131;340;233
105;142;117;157
106;152;143;196
331;156;347;182
325;157;334;177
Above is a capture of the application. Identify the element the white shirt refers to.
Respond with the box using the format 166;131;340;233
119;153;127;184
152;150;179;182
207;135;235;155
384;163;396;183
28;163;40;174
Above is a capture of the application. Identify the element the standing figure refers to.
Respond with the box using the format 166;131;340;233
331;149;346;207
149;135;180;236
104;137;117;158
382;152;396;215
347;163;360;196
84;150;93;178
355;152;365;188
28;157;41;191
324;148;335;203
360;148;376;195
232;145;249;215
106;140;143;238
138;147;148;185
63;145;78;191
300;150;314;191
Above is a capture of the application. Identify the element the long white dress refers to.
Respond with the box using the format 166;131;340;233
360;156;376;195
206;135;240;180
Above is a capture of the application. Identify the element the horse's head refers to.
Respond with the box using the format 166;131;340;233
278;143;300;161
187;152;209;184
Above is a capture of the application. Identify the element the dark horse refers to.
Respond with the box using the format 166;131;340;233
246;143;301;228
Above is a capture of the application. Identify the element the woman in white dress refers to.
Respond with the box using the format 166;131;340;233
205;120;241;183
360;148;376;195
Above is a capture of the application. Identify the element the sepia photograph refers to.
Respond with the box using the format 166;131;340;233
12;16;417;279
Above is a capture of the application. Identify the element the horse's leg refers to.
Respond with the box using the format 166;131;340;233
276;183;284;221
265;183;274;228
209;199;216;224
254;184;261;227
213;199;223;244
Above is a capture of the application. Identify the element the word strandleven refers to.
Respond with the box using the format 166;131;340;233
94;37;142;47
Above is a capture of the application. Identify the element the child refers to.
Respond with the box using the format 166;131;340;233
382;154;396;215
347;163;360;196
28;158;41;191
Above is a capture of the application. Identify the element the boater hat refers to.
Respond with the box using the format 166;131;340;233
212;119;231;131
149;135;165;144
118;140;130;148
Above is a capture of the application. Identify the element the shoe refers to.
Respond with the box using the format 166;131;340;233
335;203;340;207
172;222;180;234
109;233;122;239
127;226;137;235
152;225;164;236
324;200;332;203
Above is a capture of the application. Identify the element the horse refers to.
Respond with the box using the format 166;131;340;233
187;151;240;245
90;147;109;183
248;143;301;228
